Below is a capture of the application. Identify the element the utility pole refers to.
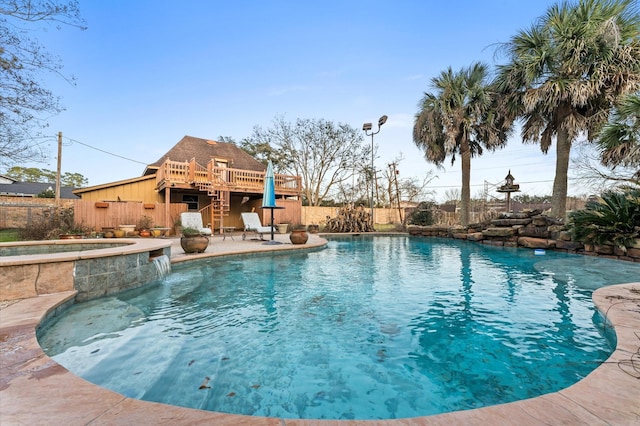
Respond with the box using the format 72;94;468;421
55;131;62;207
389;162;403;224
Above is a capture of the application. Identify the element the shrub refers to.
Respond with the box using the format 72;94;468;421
18;207;92;240
407;201;437;226
181;227;202;236
568;189;640;249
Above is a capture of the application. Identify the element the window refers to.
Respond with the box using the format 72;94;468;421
182;195;199;211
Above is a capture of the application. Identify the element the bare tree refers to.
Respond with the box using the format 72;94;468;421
0;0;85;168
246;116;369;206
572;142;639;191
382;157;436;208
443;188;461;204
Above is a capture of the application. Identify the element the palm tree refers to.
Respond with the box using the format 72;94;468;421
494;0;640;218
413;62;510;225
597;93;640;173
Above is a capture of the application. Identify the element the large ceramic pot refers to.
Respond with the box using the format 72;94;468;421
289;229;308;245
180;235;209;253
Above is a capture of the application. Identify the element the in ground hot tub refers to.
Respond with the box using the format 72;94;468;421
0;238;172;302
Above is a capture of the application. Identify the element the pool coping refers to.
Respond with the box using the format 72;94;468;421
1;236;639;424
0;238;172;267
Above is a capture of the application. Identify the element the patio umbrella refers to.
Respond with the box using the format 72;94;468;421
261;160;281;244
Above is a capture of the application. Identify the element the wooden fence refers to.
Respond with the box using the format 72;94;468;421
73;200;187;231
2;198;588;232
302;206;403;226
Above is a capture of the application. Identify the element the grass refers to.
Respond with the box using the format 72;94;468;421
0;229;20;242
374;223;403;232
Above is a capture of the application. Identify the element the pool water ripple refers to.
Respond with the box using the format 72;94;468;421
38;236;639;420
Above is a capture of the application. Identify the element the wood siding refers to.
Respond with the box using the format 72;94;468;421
73;200;187;231
76;177;160;203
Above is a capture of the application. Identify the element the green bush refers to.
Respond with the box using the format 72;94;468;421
568;189;640;249
407;201;437;226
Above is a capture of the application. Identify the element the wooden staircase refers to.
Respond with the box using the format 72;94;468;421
193;180;230;231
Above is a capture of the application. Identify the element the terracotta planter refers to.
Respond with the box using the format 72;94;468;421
59;234;83;240
180;235;209;253
289;229;308;245
139;230;152;238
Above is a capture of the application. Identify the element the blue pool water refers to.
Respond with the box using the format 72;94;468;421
38;236;639;420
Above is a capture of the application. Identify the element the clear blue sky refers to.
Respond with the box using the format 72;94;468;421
27;0;592;201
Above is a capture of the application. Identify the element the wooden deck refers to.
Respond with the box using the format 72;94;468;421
156;158;301;196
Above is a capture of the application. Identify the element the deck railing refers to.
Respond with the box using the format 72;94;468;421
157;158;301;195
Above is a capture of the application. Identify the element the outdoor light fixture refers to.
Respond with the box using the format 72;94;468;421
362;115;387;227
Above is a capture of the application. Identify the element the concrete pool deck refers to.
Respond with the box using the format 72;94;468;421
1;233;639;425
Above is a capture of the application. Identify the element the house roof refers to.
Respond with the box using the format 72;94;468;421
0;174;17;184
144;135;266;175
0;182;79;199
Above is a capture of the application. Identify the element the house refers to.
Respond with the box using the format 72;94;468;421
73;135;302;230
0;175;79;199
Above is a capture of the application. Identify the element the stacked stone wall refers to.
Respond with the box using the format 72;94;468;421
407;210;640;263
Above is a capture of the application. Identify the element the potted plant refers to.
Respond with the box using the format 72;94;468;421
137;215;154;237
151;226;164;237
180;227;209;253
289;225;308;245
173;217;182;236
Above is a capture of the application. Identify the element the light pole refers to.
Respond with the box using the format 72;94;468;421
362;115;387;227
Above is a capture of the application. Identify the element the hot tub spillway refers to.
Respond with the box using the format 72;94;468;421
152;254;171;279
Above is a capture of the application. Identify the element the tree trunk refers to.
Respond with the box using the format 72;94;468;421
550;128;571;219
459;140;471;226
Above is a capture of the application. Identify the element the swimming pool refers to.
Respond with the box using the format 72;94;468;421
37;236;639;420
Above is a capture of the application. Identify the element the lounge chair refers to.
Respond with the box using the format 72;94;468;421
241;212;275;240
180;212;212;236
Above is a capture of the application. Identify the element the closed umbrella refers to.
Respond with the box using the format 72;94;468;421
262;160;281;244
262;160;276;208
